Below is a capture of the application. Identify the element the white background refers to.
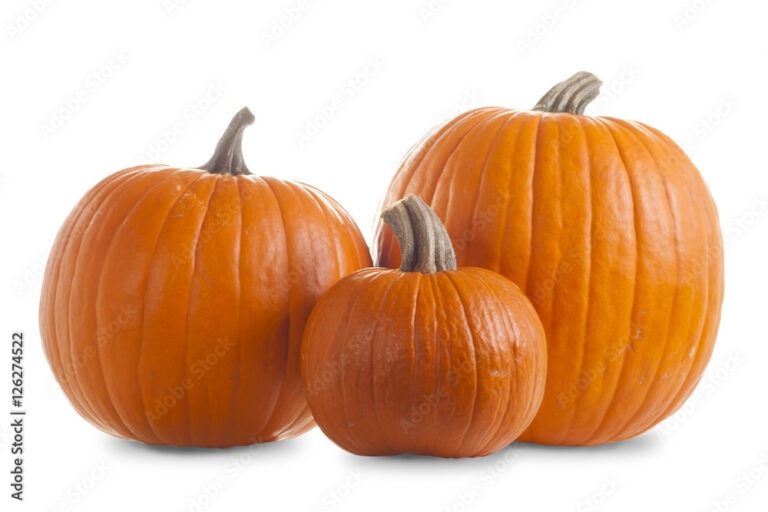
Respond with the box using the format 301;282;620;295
1;0;767;510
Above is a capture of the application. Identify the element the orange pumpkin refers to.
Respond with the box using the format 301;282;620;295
39;107;371;447
302;195;546;457
376;72;724;446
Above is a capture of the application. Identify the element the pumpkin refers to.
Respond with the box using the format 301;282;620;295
39;107;371;447
301;195;546;457
375;72;724;446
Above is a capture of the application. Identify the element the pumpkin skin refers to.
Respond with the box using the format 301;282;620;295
39;108;371;447
375;72;724;446
302;195;547;457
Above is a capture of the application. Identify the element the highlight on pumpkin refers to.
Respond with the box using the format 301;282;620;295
300;195;547;458
375;71;723;446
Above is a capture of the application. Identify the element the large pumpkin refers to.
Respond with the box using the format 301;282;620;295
376;72;724;446
40;107;371;447
302;195;546;457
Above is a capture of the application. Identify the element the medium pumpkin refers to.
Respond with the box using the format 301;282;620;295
39;107;371;447
376;72;724;446
301;195;546;457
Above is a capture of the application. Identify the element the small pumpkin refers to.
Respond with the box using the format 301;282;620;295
39;107;371;447
301;195;546;457
376;72;724;446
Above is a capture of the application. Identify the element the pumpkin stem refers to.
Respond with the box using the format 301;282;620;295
381;195;457;273
198;107;254;176
532;71;602;115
